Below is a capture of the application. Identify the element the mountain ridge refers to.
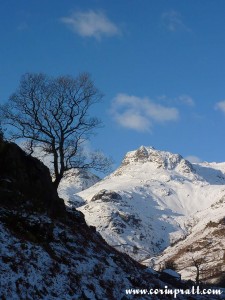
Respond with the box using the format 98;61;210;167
74;146;225;274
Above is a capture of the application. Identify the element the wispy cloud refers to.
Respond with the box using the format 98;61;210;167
61;10;121;40
161;10;190;32
215;100;225;114
185;155;202;163
157;94;195;107
177;95;195;106
110;94;179;132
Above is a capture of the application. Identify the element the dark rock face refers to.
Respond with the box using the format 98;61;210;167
91;189;122;202
0;140;65;218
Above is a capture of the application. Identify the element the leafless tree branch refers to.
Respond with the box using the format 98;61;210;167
1;72;112;188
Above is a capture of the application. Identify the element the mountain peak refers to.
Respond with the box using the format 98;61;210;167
121;146;194;173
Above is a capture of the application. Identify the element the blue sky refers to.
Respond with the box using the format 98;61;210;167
1;0;225;170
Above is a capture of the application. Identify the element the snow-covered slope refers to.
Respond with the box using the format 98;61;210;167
154;195;225;284
76;146;225;262
58;169;100;207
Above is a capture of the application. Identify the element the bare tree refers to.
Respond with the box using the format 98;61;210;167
191;256;205;285
1;72;112;188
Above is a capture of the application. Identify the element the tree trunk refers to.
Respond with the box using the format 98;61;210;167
53;175;63;189
196;266;200;285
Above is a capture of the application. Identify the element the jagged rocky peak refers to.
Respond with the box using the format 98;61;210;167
121;145;194;172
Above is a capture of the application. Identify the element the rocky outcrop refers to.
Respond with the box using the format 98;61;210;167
91;189;122;202
0;140;65;218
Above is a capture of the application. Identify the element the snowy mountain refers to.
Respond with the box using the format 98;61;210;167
75;146;225;267
2;140;192;299
1;140;225;298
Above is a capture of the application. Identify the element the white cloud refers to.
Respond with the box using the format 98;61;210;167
61;10;121;40
114;110;151;132
215;100;225;114
185;155;202;163
111;94;179;132
161;10;190;32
